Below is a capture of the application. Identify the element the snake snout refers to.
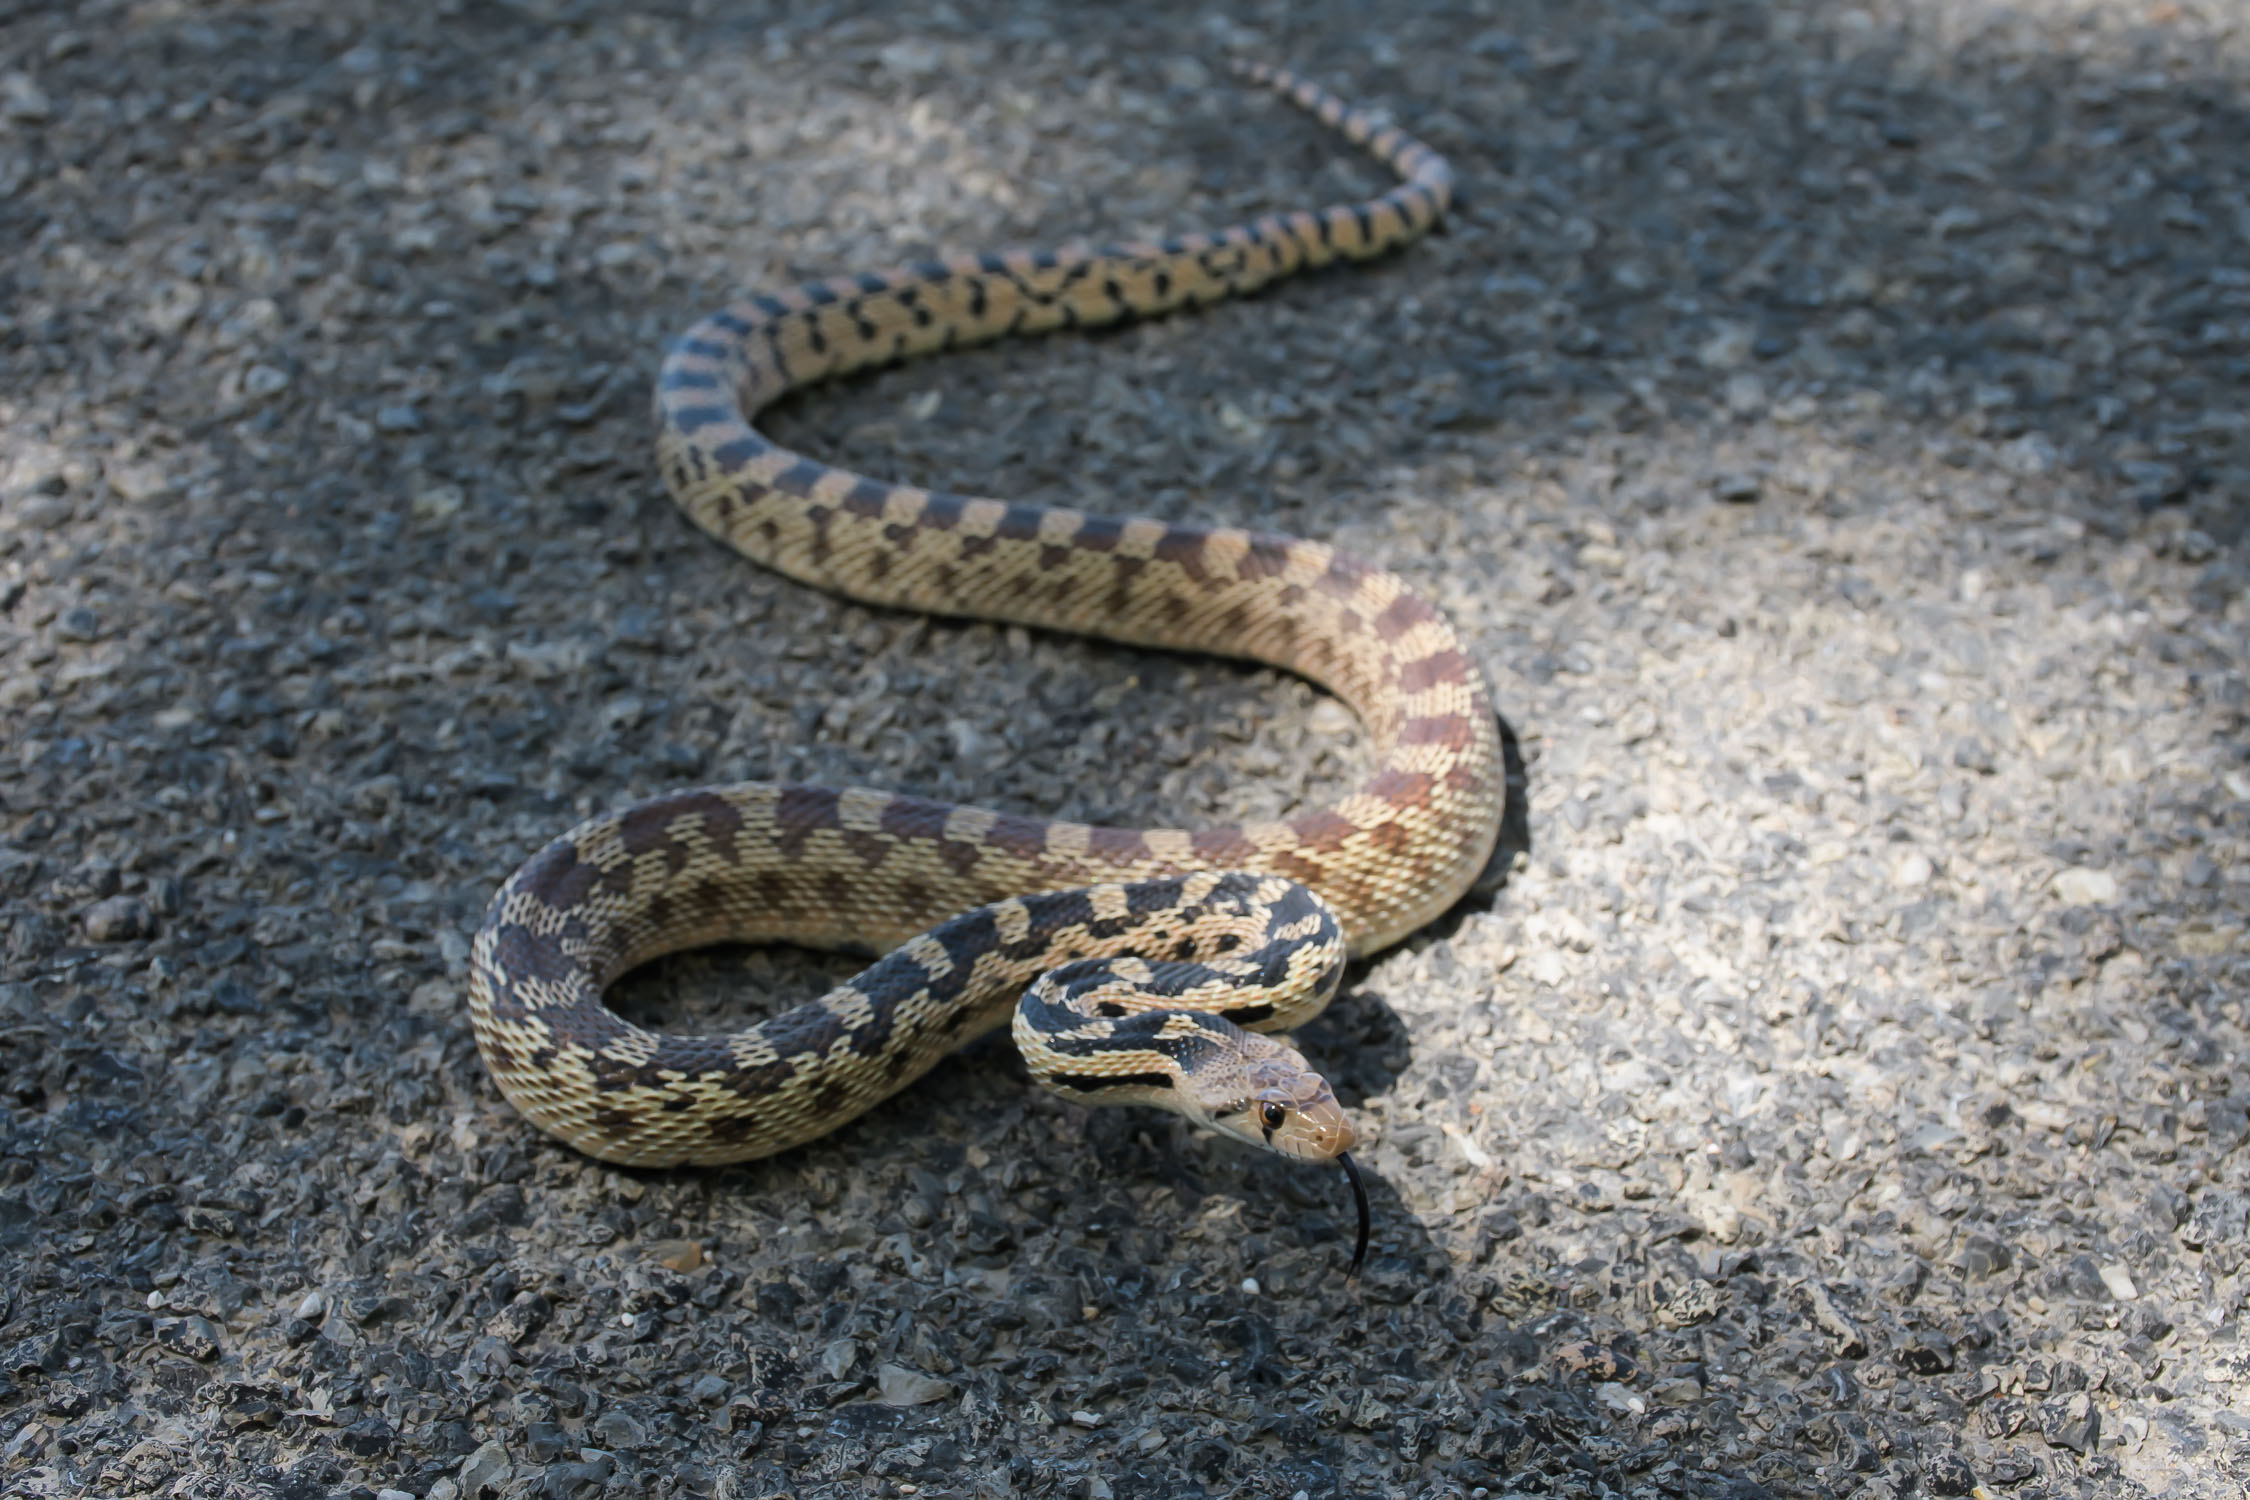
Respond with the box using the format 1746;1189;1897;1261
1248;1042;1355;1162
1192;1043;1358;1162
1272;1091;1354;1162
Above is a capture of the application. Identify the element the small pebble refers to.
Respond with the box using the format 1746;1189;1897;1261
244;365;291;400
155;1316;221;1362
54;605;101;640
81;895;156;942
456;1439;511;1498
2098;1263;2139;1301
876;1363;956;1407
15;494;72;529
588;1409;645;1449
2052;868;2119;905
650;1238;702;1272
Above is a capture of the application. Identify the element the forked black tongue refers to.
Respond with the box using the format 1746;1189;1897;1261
1339;1151;1371;1279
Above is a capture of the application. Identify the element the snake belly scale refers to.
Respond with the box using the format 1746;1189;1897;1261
468;63;1503;1170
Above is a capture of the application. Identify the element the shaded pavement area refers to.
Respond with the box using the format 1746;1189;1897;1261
1;1;2246;1497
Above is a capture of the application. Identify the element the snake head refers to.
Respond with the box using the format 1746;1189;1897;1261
1196;1034;1355;1162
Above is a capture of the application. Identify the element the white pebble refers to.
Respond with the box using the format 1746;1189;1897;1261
1306;699;1355;737
2052;868;2118;905
1239;1277;1260;1296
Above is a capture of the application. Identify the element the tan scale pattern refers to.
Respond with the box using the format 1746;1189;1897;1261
468;63;1505;1166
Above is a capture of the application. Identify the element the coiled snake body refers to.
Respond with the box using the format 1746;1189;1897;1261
469;65;1502;1190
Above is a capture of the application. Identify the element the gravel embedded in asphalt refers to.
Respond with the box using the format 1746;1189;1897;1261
1;3;2246;1498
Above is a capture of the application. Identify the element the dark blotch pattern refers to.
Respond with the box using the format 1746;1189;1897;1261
471;65;1486;1167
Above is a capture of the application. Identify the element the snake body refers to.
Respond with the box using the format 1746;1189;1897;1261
469;64;1502;1169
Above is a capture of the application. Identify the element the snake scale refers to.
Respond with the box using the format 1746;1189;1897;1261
468;63;1503;1208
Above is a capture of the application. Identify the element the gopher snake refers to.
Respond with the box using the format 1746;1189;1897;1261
468;64;1502;1233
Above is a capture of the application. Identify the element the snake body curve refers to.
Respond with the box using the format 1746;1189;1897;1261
469;64;1503;1168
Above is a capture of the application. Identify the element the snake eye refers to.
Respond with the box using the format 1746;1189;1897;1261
1260;1102;1288;1131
